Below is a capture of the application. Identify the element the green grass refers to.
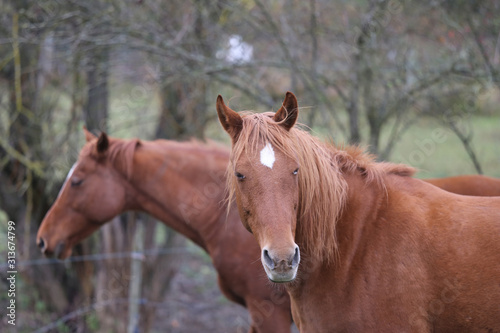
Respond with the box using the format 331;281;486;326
389;115;500;178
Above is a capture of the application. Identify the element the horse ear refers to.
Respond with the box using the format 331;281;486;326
216;95;243;142
83;126;97;142
96;132;109;154
273;91;298;131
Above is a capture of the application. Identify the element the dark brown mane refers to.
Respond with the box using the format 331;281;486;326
227;112;415;263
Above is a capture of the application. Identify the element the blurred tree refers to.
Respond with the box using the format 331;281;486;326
156;80;208;139
85;49;109;132
0;2;91;330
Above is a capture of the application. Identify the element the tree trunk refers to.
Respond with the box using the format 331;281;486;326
84;48;109;133
0;27;81;317
139;216;184;333
155;80;207;140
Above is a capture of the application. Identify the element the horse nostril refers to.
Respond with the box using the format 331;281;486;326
292;246;300;267
37;238;46;252
262;249;275;270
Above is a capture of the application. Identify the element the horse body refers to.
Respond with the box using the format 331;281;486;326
217;91;500;332
37;130;292;333
290;173;500;332
425;174;500;196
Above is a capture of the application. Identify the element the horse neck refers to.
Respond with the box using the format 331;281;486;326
125;141;229;252
339;171;383;238
301;170;384;267
319;170;394;286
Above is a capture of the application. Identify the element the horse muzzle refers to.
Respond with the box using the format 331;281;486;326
37;237;70;259
261;245;300;283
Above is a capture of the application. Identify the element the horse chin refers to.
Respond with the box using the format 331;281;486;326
55;241;72;260
265;268;298;284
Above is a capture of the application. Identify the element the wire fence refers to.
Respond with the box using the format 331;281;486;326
1;245;225;333
0;246;198;270
33;296;218;333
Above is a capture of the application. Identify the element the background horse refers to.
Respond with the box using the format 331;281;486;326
424;174;500;196
217;91;500;332
36;129;292;333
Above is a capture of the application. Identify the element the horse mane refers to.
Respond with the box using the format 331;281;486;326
334;145;416;180
227;112;415;264
158;138;230;158
107;138;141;180
81;137;141;180
83;136;230;181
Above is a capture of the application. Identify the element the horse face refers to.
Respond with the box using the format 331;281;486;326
36;132;127;259
234;142;300;282
217;92;301;283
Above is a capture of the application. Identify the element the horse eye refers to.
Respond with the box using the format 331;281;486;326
293;168;299;175
235;172;246;180
71;178;83;187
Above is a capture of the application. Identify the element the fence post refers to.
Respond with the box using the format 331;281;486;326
128;221;144;333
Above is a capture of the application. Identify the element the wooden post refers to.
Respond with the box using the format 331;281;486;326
128;221;144;333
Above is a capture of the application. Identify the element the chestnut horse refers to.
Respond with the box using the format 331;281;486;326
36;129;292;333
217;91;500;332
425;174;500;196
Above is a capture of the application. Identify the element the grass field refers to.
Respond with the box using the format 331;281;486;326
390;115;500;178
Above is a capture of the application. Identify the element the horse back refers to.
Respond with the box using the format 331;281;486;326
383;176;500;331
425;174;500;196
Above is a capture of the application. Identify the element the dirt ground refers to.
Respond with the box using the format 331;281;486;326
151;249;298;333
152;251;249;333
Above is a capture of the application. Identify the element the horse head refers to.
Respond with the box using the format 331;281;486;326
36;128;134;259
217;92;302;282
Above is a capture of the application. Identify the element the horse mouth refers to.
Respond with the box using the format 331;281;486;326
264;267;298;283
55;242;72;259
269;276;296;283
43;241;71;260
